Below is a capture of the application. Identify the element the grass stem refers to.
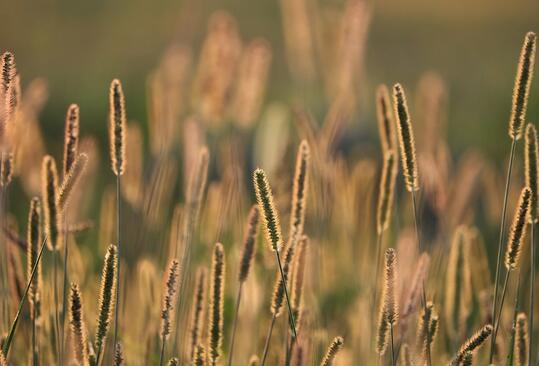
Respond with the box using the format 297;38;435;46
275;249;297;340
261;314;277;366
112;175;121;355
227;283;243;366
489;137;517;363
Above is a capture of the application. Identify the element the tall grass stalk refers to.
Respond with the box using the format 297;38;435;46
260;314;277;366
2;235;47;357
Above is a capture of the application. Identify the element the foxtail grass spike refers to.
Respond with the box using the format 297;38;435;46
384;248;398;325
515;312;528;366
208;243;225;366
393;83;419;192
42;155;62;251
63;104;80;177
291;236;308;327
109;79;126;176
416;301;434;360
239;205;259;283
376;310;389;355
190;267;207;359
505;187;531;270
462;351;472;366
376;150;398;234
95;244;118;356
114;343;124;366
509;32;536;140
449;324;493;366
0;52;16;96
0;153;13;187
376;84;396;153
161;259;180;340
168;357;179;366
289;140;310;247
27;197;42;313
192;344;206;366
525;123;539;223
69;282;89;366
58;153;88;210
253;168;283;252
320;336;344;366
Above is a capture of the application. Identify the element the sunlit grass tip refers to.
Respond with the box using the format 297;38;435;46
505;187;531;270
253;168;283;252
509;32;536;140
393;83;419;192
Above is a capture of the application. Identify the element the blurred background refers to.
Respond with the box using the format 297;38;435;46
1;0;537;159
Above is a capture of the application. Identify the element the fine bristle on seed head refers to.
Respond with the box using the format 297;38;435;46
450;324;493;365
376;84;396;153
393;83;419;192
160;258;180;340
63;103;80;177
509;32;536;140
320;336;344;366
95;244;118;352
383;248;398;325
114;343;124;366
376;150;398;234
239;205;259;283
58;152;88;210
515;312;528;366
289;140;310;247
109;78;126;176
208;243;225;366
525;123;539;223
192;344;206;366
505;187;531;270
253;168;283;252
41;155;62;251
27;197;42;313
69;282;89;365
189;267;207;359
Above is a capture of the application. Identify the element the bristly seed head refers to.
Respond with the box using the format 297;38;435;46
383;248;398;325
189;267;207;359
505;187;531;270
509;32;536;140
289;140;310;248
253;168;283;252
27;197;42;314
515;312;528;366
376;150;398;234
449;324;493;366
208;243;225;366
57;152;88;211
525;123;539;223
239;205;259;283
95;244;118;353
63;104;80;177
393;83;419;192
41;155;62;251
69;282;89;366
376;84;396;153
160;258;180;340
320;336;344;366
109;79;126;176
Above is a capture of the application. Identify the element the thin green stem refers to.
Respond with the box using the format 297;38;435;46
112;175;121;353
492;269;512;361
60;211;68;366
275;249;297;340
227;283;243;366
159;336;166;366
530;223;536;366
390;323;396;366
260;314;277;366
489;137;517;362
411;189;430;366
2;235;47;356
54;249;61;364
